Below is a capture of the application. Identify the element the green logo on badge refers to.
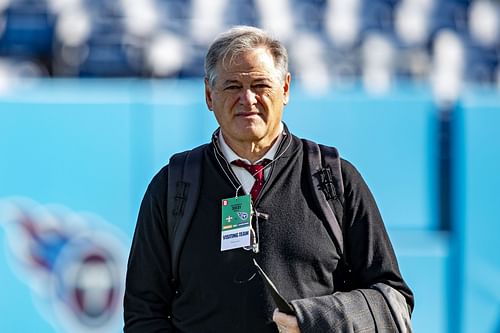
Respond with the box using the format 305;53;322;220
236;212;249;220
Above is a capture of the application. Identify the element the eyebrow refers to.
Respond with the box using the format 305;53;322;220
222;80;241;86
221;78;273;86
252;78;273;84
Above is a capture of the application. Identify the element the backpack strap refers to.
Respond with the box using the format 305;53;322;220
318;143;345;226
167;144;205;287
303;139;352;290
303;139;344;255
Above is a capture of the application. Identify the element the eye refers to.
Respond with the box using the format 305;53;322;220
253;83;271;89
223;85;240;91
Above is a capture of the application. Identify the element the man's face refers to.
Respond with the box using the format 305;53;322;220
205;47;290;147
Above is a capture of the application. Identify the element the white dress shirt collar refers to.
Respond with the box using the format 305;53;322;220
218;122;284;165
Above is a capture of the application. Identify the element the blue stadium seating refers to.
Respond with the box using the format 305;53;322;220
0;0;496;87
0;1;54;58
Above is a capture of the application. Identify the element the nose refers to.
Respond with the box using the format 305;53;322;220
239;88;257;106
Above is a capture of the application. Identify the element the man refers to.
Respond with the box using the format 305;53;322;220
124;26;414;332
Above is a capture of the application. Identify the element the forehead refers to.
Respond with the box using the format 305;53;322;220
215;48;279;81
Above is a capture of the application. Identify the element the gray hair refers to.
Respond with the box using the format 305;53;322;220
204;26;289;87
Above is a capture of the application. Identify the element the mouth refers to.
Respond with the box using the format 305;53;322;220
236;112;261;117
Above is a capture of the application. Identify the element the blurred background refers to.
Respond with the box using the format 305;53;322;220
0;0;499;332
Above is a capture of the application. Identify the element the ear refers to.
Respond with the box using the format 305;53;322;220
205;78;214;111
282;72;291;105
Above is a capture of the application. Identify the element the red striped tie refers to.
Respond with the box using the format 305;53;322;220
232;159;271;202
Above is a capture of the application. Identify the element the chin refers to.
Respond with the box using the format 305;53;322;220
234;122;264;135
233;128;264;142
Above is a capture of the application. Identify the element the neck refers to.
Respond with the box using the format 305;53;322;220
222;133;280;164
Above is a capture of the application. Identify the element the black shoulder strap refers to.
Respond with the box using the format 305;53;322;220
167;144;205;285
318;143;345;230
303;139;345;257
303;139;353;290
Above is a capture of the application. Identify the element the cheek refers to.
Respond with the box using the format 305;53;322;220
223;96;238;110
258;89;274;100
262;92;281;106
213;93;232;108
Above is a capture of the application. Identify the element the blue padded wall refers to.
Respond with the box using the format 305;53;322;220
0;79;451;333
0;80;139;229
455;88;500;333
0;80;140;333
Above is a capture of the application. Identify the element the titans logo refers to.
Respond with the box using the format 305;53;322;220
0;197;128;333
